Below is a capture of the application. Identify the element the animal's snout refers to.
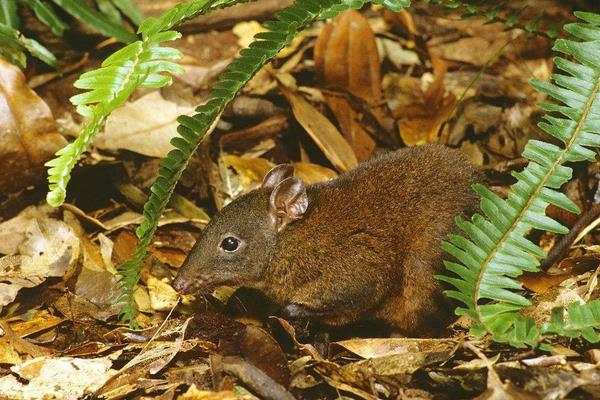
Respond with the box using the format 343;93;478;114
172;274;193;294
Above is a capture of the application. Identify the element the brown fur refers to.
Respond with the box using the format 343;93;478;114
173;145;481;336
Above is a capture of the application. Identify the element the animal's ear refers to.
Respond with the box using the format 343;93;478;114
262;164;294;189
269;177;308;230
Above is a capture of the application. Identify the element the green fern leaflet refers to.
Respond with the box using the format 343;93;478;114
437;11;600;347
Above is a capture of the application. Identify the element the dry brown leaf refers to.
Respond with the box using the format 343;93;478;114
8;310;63;338
292;162;337;184
96;91;195;158
518;271;574;294
178;385;254;400
0;321;53;362
281;87;358;172
223;155;336;190
314;9;381;161
314;9;382;102
384;9;418;36
398;57;456;146
147;276;179;311
222;155;273;191
97;319;194;397
0;205;55;255
0;218;80;310
239;325;290;388
335;338;456;359
0;355;114;399
0;57;67;194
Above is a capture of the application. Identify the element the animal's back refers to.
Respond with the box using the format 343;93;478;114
266;145;480;334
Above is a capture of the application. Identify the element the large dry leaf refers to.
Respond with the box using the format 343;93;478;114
0;204;54;255
0;57;67;194
314;9;381;161
0;218;79;309
314;9;381;102
96;91;194;158
335;338;457;359
281;87;357;172
0;356;114;399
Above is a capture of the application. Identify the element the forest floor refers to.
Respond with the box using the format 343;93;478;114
1;0;600;399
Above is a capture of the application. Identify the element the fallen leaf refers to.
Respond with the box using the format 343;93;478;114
222;155;273;191
335;338;457;359
0;218;79;309
398;57;456;146
232;20;303;59
383;9;418;36
232;20;268;49
518;271;574;294
377;37;420;69
314;9;381;161
0;204;55;256
96;91;195;158
0;356;114;399
280;86;357;172
430;35;511;67
96;319;196;397
74;266;122;309
461;141;485;166
238;325;290;387
179;385;255;400
147;276;180;311
223;155;337;192
0;57;67;194
0;321;53;363
292;162;337;184
8;310;63;338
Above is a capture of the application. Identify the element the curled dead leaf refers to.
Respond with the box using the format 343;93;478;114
314;9;381;161
0;57;66;194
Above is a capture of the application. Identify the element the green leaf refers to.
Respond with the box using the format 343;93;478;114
20;0;68;36
50;0;137;43
0;23;57;67
96;0;121;24
1;0;19;28
112;0;143;25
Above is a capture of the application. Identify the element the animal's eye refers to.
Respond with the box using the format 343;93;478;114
220;236;240;252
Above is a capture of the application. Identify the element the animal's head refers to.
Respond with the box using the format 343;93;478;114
172;164;308;294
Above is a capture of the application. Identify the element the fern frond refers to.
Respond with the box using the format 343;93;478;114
44;32;183;206
21;0;69;36
50;0;138;43
117;0;411;324
45;0;237;207
438;11;600;348
0;23;57;68
542;299;600;343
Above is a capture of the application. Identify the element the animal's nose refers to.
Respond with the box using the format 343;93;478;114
171;275;190;294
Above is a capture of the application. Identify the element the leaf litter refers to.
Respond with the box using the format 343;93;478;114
0;1;599;399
